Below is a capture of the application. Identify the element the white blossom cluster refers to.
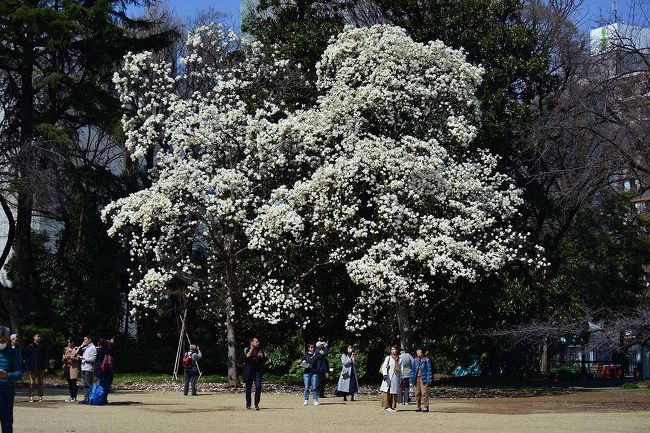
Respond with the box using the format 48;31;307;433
104;24;539;330
247;26;537;331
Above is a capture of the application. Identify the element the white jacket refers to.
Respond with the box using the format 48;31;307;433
379;355;401;394
80;343;96;372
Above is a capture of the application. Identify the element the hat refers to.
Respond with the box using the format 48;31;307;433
10;334;17;340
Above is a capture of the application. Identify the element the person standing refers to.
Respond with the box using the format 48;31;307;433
183;344;202;396
23;333;48;403
335;344;359;402
243;337;264;410
301;343;320;406
380;345;401;412
77;335;96;405
95;339;113;404
0;326;21;433
410;346;433;413
398;348;414;405
62;339;80;402
315;338;329;398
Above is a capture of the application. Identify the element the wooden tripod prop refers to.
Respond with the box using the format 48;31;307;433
173;308;203;381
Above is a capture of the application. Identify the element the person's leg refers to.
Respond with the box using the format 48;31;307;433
311;374;319;402
99;375;110;403
183;371;190;395
0;389;15;433
37;370;45;399
244;377;252;408
190;372;198;395
317;373;324;397
71;379;78;400
67;379;74;399
253;372;262;408
303;374;310;401
28;371;36;399
82;371;93;403
414;377;422;409
422;383;430;410
391;393;398;410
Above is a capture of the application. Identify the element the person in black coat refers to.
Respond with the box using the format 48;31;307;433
24;334;48;402
242;337;265;410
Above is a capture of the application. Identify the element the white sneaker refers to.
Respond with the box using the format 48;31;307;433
385;407;395;412
313;400;319;406
303;400;308;406
38;397;43;402
29;397;34;403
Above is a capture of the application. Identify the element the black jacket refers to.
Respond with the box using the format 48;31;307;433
24;342;48;371
242;347;265;378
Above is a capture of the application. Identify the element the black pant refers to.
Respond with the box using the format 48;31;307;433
317;373;326;397
0;389;14;433
245;371;262;407
184;370;199;395
67;379;78;399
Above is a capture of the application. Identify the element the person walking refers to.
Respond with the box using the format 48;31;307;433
183;344;202;396
335;344;359;402
380;345;401;412
410;346;433;413
243;337;265;410
398;348;414;405
77;335;96;405
0;326;21;433
301;343;321;406
315;338;329;398
24;333;48;403
62;339;80;402
95;339;113;404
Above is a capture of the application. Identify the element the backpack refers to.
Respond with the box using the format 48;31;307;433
182;353;193;368
100;354;113;372
90;385;106;406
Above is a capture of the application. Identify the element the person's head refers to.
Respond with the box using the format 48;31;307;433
67;337;76;348
307;343;315;354
416;346;425;358
0;326;10;347
250;337;259;349
82;335;92;346
33;333;41;344
390;344;399;357
98;338;108;348
189;344;197;352
10;334;18;347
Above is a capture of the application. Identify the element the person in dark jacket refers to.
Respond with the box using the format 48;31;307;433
0;326;22;433
183;344;202;396
242;337;265;410
94;339;113;404
302;343;321;406
315;338;329;398
23;333;48;402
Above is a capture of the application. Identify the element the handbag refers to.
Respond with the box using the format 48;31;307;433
300;359;309;369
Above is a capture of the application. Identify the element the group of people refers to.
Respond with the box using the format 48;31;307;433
61;336;114;405
380;345;433;413
181;336;432;413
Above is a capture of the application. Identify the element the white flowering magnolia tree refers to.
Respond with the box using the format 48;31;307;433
248;25;537;350
102;23;309;385
104;22;535;377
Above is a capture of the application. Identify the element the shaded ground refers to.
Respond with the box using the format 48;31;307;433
14;387;650;433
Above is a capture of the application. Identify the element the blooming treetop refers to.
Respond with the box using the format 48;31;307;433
247;25;539;331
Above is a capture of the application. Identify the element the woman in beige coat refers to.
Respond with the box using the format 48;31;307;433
62;338;80;402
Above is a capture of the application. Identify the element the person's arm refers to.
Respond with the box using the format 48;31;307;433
85;345;97;364
342;354;352;367
192;349;202;361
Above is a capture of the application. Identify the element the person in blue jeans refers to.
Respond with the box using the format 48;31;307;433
94;339;113;404
0;326;22;433
302;343;321;406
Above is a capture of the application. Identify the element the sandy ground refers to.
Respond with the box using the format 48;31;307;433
14;388;650;433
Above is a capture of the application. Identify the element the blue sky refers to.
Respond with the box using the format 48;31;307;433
128;1;647;31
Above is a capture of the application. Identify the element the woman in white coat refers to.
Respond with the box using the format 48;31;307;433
335;344;359;401
380;344;401;412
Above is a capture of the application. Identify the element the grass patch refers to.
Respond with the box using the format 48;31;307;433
620;383;640;390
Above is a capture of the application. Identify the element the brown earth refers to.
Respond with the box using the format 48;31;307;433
14;388;650;433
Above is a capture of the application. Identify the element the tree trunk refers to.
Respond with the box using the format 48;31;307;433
0;196;19;332
396;299;414;352
225;282;238;387
13;190;33;320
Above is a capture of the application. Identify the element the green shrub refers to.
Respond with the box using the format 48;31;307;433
620;383;640;390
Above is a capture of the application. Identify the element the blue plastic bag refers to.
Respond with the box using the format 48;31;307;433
90;385;106;406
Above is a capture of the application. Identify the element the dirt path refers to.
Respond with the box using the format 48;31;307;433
14;388;650;433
